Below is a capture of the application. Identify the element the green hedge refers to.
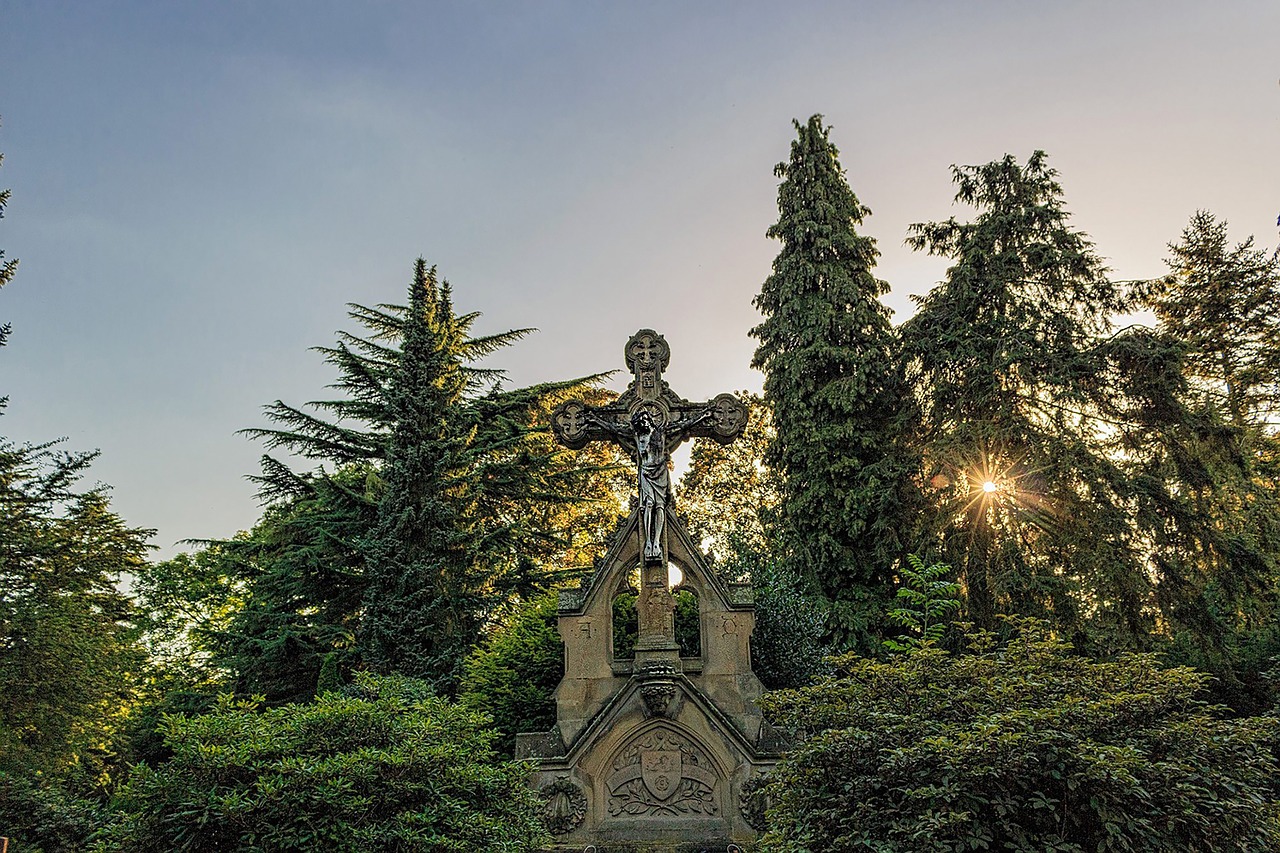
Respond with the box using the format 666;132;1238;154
759;618;1280;852
94;674;546;852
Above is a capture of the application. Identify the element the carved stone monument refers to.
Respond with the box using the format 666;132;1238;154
517;330;782;849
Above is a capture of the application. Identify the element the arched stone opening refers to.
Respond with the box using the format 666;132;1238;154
611;566;640;662
673;585;701;658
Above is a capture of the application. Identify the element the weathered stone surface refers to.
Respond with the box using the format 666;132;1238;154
523;332;780;847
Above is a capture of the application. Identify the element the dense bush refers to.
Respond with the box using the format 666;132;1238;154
720;538;830;689
759;618;1280;852
459;591;564;755
0;774;104;853
94;674;547;852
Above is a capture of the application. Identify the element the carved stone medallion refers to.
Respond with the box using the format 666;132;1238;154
551;399;591;449
625;329;671;375
540;776;588;835
709;393;748;443
738;774;772;831
605;728;719;818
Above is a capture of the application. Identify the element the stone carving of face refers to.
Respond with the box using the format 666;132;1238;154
631;410;655;434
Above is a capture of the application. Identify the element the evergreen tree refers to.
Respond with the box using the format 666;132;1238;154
900;152;1144;646
360;261;477;685
751;115;916;650
222;260;620;698
1147;211;1280;427
0;440;151;782
211;473;372;704
1110;213;1280;711
677;391;779;561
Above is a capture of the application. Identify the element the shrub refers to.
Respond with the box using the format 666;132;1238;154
721;538;829;689
0;774;104;853
94;674;547;852
459;591;564;755
759;617;1280;852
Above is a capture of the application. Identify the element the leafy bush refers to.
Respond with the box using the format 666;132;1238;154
883;554;961;652
759;617;1280;852
459;591;564;755
0;774;104;853
94;674;547;852
721;537;829;689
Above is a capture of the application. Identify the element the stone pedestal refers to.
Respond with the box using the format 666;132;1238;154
517;509;782;848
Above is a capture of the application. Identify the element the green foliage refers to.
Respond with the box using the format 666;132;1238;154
752;115;918;652
678;391;780;560
1111;213;1280;712
884;554;961;652
94;674;548;853
122;687;217;768
759;618;1280;852
0;773;105;853
612;591;638;660
214;467;373;704
0;440;150;783
721;535;829;689
132;543;242;687
361;262;486;687
459;591;564;755
901;152;1143;645
1143;211;1280;426
223;260;620;698
673;588;699;657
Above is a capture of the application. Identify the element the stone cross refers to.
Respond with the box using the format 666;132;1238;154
551;330;747;653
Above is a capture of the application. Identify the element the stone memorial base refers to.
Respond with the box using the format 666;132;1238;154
518;511;781;849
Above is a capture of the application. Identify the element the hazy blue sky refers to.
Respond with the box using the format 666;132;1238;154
2;1;1276;556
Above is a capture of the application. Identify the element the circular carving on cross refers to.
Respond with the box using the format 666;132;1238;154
550;399;591;449
540;776;588;836
739;774;772;831
627;399;671;428
625;329;670;376
709;393;748;443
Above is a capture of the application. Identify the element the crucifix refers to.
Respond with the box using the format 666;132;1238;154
551;330;748;653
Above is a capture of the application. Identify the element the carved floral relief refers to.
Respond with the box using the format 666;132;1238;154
604;728;720;818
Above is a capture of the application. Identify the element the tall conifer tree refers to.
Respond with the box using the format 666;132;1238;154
219;262;621;699
361;261;477;685
751;116;914;650
1112;213;1280;709
900;152;1142;644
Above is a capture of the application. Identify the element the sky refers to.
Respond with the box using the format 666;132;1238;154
1;1;1277;558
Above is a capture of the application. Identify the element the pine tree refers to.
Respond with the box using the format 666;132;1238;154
900;152;1143;645
1147;211;1280;427
0;442;151;783
360;261;476;685
221;260;621;697
751;115;916;650
1113;213;1280;710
